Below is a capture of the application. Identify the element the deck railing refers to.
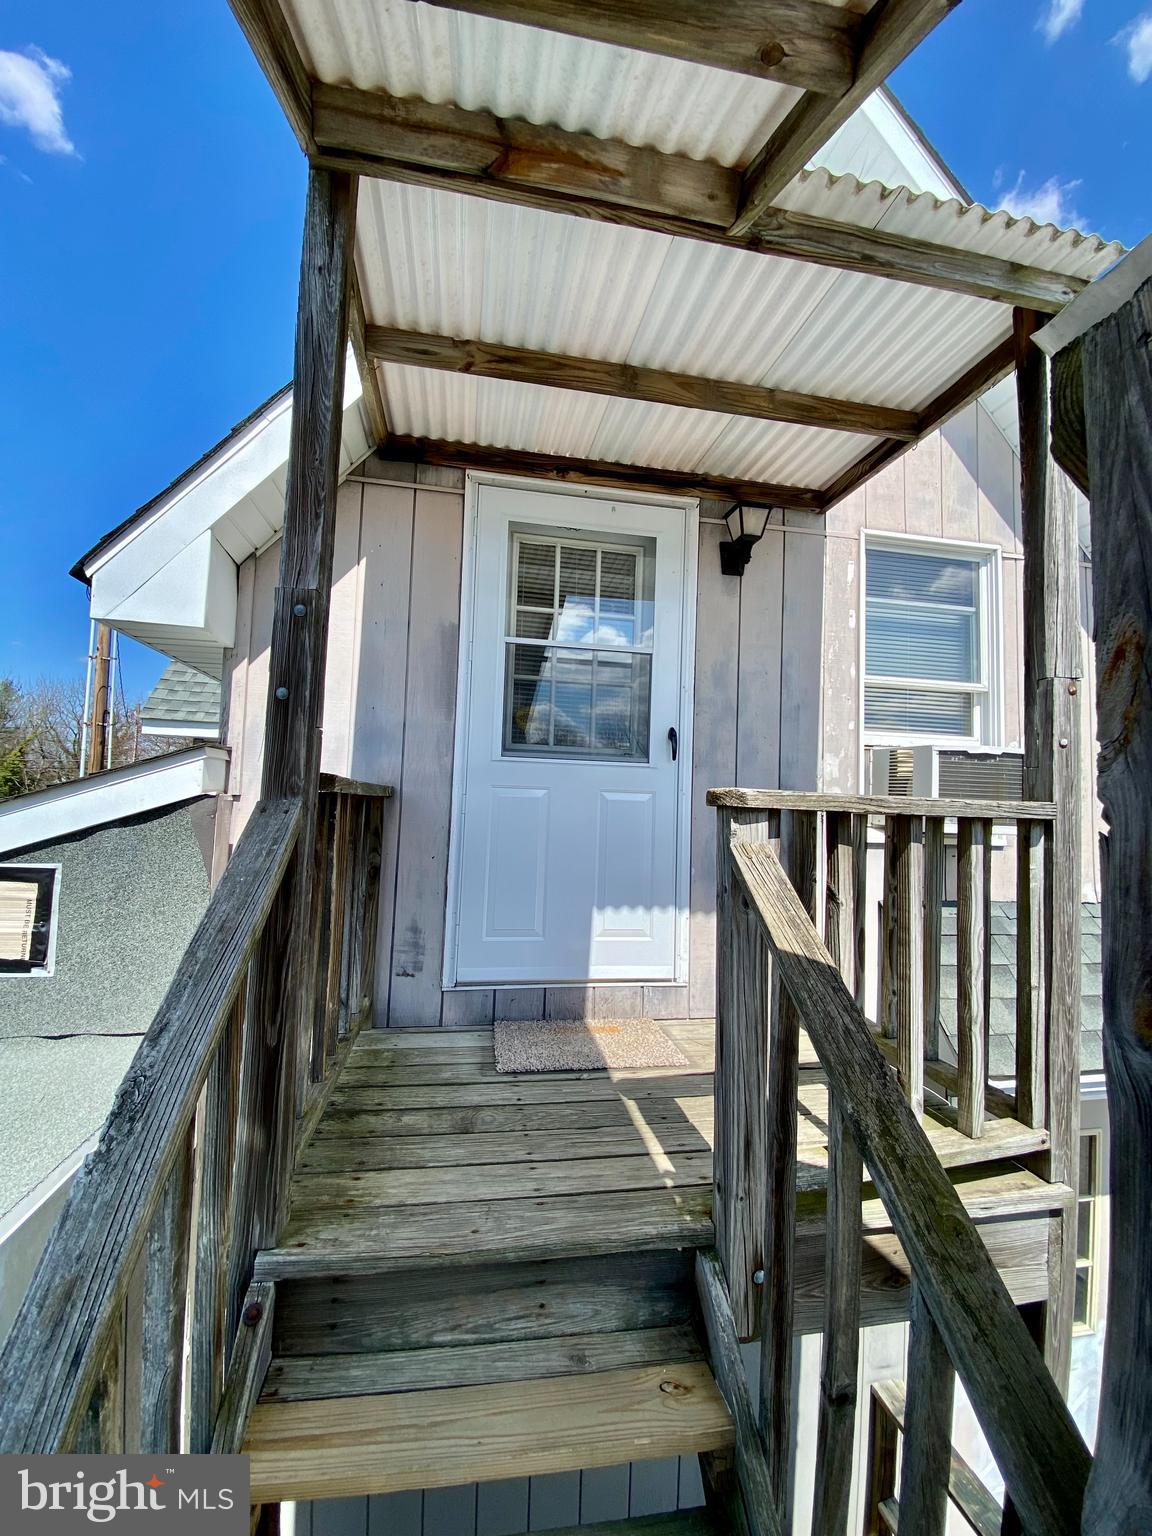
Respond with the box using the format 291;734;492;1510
705;790;1088;1536
0;778;391;1456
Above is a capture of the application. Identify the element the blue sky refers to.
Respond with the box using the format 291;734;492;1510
0;0;1149;703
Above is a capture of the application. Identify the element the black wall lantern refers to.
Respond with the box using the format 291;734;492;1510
719;503;775;576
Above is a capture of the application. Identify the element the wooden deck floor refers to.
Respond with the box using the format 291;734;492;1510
257;1020;1055;1281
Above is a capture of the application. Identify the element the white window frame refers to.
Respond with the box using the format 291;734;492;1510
0;864;62;979
860;529;1004;752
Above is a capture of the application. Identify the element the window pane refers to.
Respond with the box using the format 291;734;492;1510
864;686;973;736
1077;1200;1093;1261
503;646;650;759
867;547;977;607
517;541;555;607
1074;1268;1091;1327
515;609;554;640
867;601;977;683
1079;1133;1098;1192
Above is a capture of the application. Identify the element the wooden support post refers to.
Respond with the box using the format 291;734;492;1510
891;816;926;1121
898;1282;956;1536
715;806;779;1340
923;817;945;1061
1079;273;1152;1531
230;166;357;1288
811;812;864;1536
1015;308;1083;1391
1015;818;1048;1130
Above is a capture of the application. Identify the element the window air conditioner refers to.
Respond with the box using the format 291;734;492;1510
868;746;1024;800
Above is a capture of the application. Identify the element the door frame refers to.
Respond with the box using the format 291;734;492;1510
442;470;699;990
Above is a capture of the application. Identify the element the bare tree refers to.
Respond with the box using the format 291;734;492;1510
0;675;181;800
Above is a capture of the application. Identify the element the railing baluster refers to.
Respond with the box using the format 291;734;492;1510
325;794;353;1064
138;1126;195;1453
189;994;244;1452
923;816;945;1063
715;806;779;1339
760;809;818;1511
864;1385;901;1536
1015;817;1048;1129
308;791;338;1083
898;1282;956;1536
892;815;926;1121
812;810;864;1536
957;819;992;1137
879;823;897;1039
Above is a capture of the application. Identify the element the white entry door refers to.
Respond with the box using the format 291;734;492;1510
448;482;695;984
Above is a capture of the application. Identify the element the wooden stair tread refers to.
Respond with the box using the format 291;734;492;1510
257;1187;714;1279
534;1513;724;1536
244;1360;735;1502
262;1323;703;1401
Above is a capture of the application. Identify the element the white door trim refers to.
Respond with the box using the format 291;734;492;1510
443;471;698;990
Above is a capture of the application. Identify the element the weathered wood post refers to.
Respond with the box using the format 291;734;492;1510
1014;307;1083;1390
1077;269;1152;1533
229;166;358;1308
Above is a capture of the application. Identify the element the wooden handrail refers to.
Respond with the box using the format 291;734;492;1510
707;788;1056;820
0;797;302;1453
729;837;1089;1534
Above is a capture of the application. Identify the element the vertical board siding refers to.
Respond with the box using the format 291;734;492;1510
388;487;467;1027
779;512;826;791
688;519;741;1018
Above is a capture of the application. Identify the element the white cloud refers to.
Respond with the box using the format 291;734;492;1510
0;46;75;155
1115;11;1152;81
1039;0;1085;42
998;171;1083;229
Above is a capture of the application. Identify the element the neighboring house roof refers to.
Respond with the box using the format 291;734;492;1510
0;795;215;1221
0;744;228;856
939;902;1103;1079
142;662;222;738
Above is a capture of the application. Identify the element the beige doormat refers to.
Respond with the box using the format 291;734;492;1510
494;1018;689;1073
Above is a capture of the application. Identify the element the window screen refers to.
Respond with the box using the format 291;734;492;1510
0;866;57;974
503;530;655;760
864;542;987;739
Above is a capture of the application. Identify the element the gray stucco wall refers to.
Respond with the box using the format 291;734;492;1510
0;799;212;1040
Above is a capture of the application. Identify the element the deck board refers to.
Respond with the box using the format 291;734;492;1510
244;1360;735;1501
274;1022;1052;1280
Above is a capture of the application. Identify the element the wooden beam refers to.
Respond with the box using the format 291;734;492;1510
311;84;1084;311
730;0;961;235
366;325;919;439
228;0;313;150
413;0;862;93
349;269;388;446
1079;270;1152;1534
1014;307;1083;1394
819;335;1017;509
383;433;825;510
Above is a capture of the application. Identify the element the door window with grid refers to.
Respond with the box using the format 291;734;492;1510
864;539;995;741
503;530;656;761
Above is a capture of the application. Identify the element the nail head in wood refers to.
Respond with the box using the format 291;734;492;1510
275;687;289;701
293;603;307;616
243;1302;265;1327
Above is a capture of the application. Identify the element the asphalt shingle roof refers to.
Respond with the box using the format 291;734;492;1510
938;902;1103;1077
142;662;221;728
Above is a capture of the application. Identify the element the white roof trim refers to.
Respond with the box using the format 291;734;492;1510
0;746;229;856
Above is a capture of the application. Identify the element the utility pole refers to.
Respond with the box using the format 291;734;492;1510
85;623;113;776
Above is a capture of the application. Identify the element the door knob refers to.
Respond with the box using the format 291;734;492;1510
668;726;678;762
